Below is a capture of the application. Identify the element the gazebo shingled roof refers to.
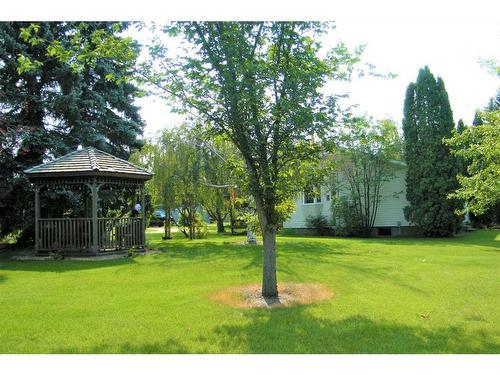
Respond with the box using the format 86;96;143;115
25;147;152;180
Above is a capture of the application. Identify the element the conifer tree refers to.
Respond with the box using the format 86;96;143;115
402;66;462;236
473;111;484;126
0;22;144;238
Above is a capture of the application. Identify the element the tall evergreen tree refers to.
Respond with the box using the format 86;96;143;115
0;22;144;238
402;66;462;236
456;119;466;133
472;110;484;126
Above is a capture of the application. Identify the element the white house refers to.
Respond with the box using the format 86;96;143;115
283;161;418;236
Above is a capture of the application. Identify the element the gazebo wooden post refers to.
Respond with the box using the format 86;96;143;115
34;184;41;253
141;184;146;247
90;179;100;254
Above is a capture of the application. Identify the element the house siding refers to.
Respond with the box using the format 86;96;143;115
283;164;412;230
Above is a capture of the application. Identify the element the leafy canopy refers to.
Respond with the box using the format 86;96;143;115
445;111;500;215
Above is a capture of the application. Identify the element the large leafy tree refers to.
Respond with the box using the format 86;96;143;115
446;61;500;218
402;66;462;236
147;22;360;297
42;21;362;297
0;22;144;238
445;111;500;216
333;117;403;236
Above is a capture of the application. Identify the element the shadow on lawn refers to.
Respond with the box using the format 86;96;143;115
279;229;500;250
351;229;500;250
54;338;190;354
0;257;136;273
157;237;355;261
49;309;499;354
154;239;361;279
153;238;426;294
207;307;500;354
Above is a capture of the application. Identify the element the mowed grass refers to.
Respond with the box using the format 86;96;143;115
0;228;499;353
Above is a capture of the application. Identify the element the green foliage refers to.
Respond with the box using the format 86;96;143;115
199;135;241;233
16;54;43;74
241;212;259;235
0;22;144;239
456;119;466;133
18;22;138;82
178;211;208;239
331;116;402;236
305;214;331;236
330;196;364;236
148;22;364;295
132;126;248;239
149;22;361;224
0;230;22;245
445;111;500;215
402;66;462;236
473;111;484;126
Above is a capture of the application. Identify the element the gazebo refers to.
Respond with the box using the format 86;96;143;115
25;147;153;256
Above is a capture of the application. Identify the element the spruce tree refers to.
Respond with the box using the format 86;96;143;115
0;22;144;238
402;66;462;236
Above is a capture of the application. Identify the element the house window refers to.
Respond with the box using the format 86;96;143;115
303;187;322;204
304;191;315;204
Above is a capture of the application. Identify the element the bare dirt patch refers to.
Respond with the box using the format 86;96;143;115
210;282;333;308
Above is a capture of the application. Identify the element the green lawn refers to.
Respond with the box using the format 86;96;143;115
0;228;499;353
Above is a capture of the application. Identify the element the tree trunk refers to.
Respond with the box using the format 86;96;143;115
261;225;278;297
189;204;194;240
216;214;225;233
229;208;235;235
256;199;278;298
163;208;171;239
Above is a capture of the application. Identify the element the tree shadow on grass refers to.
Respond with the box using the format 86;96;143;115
157;238;355;263
0;257;136;273
154;239;428;294
278;229;500;251
349;229;500;250
207;307;500;354
53;338;190;354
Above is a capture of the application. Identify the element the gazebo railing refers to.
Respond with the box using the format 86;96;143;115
98;217;144;250
38;218;92;251
37;217;144;252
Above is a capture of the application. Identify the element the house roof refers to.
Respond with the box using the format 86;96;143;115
24;147;153;180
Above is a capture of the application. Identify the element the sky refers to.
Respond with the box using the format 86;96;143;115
3;0;500;138
134;19;499;138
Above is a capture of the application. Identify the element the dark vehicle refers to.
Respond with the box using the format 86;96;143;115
149;209;166;227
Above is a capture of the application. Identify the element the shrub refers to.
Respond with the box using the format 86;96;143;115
194;213;208;239
331;196;364;236
305;215;331;236
178;211;208;239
